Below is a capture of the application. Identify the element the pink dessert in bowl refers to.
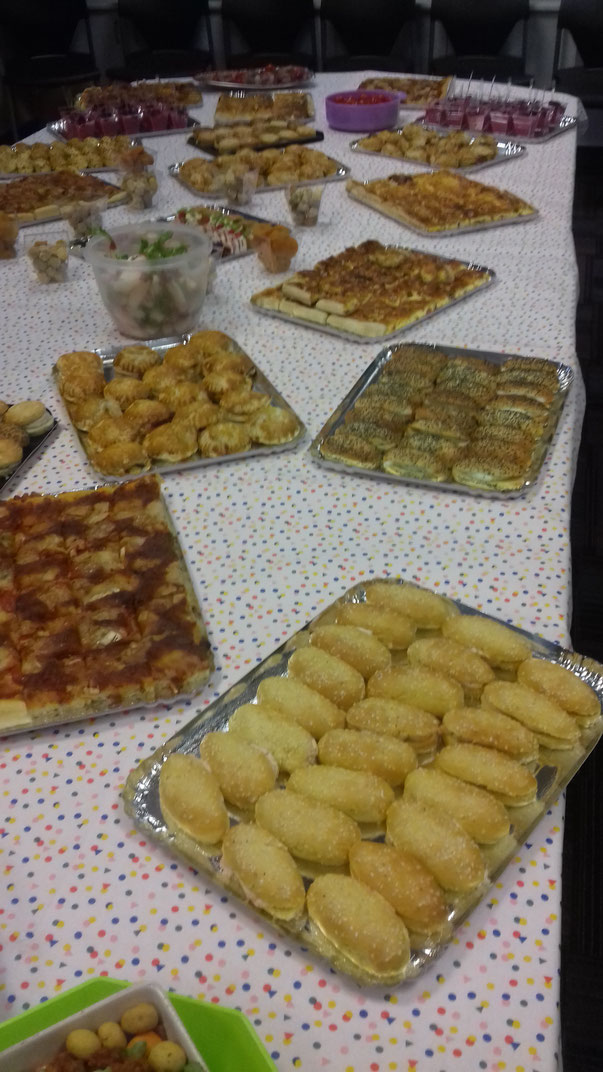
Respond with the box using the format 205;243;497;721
325;90;399;132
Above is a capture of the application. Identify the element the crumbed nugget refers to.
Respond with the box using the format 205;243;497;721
407;636;494;697
442;706;539;762
368;664;463;717
433;743;538;806
366;581;458;629
386;797;486;893
256;676;345;738
310;624;391;679
287;765;394;823
159;753;229;844
335;602;416;650
317;728;417;787
220;822;305;920
346;697;439;752
442;613;532;669
199;731;278;808
349;840;450;939
404;766;510;844
517;657;601;724
481;680;580;749
228;702;317;773
255;788;360;866
306;873;410;979
288;645;365;710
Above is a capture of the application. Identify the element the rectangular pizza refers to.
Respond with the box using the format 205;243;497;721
0;170;126;222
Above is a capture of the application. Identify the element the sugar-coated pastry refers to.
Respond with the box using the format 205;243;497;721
104;377;151;409
199;731;278;808
481;680;580;749
310;624;392;679
142;420;198;462
334;602;416;650
348;841;450;939
517;657;601;724
317;728;417;787
256;675;345;738
92;441;149;476
228;702;317;773
113;344;161;377
4;400;53;435
306;873;410;980
442;705;539;761
255;787;360;866
123;399;172;436
159;752;229;844
175;399;221;430
198;420;252;457
247;405;300;445
287;764;394;823
87;415;139;449
403;766;510;844
345;697;439;753
386;797;486;893
0;438;22;476
288;645;366;710
433;743;538;806
407;636;495;697
442;613;532;669
70;396;120;431
366;581;459;629
220;822;305;920
367;664;464;717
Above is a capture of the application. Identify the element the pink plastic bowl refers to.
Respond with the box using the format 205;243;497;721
325;89;400;132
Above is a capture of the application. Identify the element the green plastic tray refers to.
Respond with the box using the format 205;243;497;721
0;978;277;1071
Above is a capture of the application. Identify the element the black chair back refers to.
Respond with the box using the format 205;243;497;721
557;0;603;67
321;0;415;58
431;0;528;56
0;0;90;58
221;0;315;58
116;0;209;53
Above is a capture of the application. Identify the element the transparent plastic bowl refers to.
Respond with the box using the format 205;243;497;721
85;222;211;339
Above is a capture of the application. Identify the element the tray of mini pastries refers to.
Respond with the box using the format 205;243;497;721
53;331;305;479
123;578;603;987
310;342;572;496
0;398;57;493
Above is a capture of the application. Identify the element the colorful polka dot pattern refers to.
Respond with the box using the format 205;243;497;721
0;74;583;1071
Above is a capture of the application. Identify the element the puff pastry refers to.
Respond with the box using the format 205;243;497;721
220;822;305;920
517;657;601;724
348;840;450;939
386;797;486;892
433;743;538;806
481;680;581;749
403;766;510;844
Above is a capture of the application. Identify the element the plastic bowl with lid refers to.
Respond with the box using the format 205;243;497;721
325;90;400;132
84;222;212;340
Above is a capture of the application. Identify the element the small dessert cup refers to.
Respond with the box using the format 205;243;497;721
25;232;69;284
119;109;142;135
222;166;259;206
0;211;19;259
285;183;324;227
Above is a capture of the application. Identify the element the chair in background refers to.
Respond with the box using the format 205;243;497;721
106;0;214;81
220;0;317;69
428;0;532;84
553;0;603;112
0;0;99;140
320;0;416;73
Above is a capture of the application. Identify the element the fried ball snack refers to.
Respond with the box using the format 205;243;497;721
220;822;305;920
442;613;532;669
288;645;365;710
407;636;495;698
317;728;417;787
517;657;601;724
433;743;538;806
228;702;317;772
199;731;278;808
256;675;345;738
159;753;229;844
287;764;394;823
255;788;360;866
367;665;464;717
306;873;410;980
345;697;439;753
386;797;486;893
348;841;450;939
334;601;416;650
366;581;459;629
481;680;580;749
442;705;539;762
404;766;510;844
310;624;391;679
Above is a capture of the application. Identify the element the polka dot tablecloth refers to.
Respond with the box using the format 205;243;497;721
0;75;585;1071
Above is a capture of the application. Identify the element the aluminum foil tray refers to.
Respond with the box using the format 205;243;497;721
213;91;315;125
160;205;277;262
48;116;199;141
349;132;526;173
187;128;325;156
168;155;350;198
420;114;577;144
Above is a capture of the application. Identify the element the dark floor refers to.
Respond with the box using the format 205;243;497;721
562;146;603;1072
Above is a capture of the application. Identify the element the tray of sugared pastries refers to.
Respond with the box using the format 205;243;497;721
311;342;572;495
54;332;304;478
123;578;603;986
0;398;56;492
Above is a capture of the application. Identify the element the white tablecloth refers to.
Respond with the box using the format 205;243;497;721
0;74;583;1071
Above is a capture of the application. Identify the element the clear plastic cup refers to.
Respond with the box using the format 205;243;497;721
120;109;142;135
285;183;324;227
222;167;259;206
489;109;510;134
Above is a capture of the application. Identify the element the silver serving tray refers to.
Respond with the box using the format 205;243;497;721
0;137;144;180
350;131;526;173
251;246;496;343
47;115;199;142
359;75;451;112
160;204;276;262
6;174;127;228
310;342;572;499
200;71;315;91
420;114;577;144
187;128;325;156
55;334;306;482
347;175;539;236
122;577;603;987
213;91;315;126
169;154;350;197
0;408;58;496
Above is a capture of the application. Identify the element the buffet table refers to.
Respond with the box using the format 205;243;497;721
0;74;583;1071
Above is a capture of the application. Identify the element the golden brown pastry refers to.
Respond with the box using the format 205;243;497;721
203;370;249;400
87;414;139;449
247;406;300;445
56;350;103;380
334;601;416;650
228;702;317;773
317;728;417;787
162;342;202;377
367;664;464;717
92;441;149;476
4;400;52;435
188;329;235;357
104;377;151;409
199;732;278;809
310;624;391;679
200;350;253;377
256;675;345;738
0;438;22;476
320;429;382;469
220;822;305;920
219;387;271;419
345;697;439;753
407;636;495;698
0;421;28;446
403;766;510;845
255;788;360;866
386;797;486;893
442;706;539;762
142;365;184;392
70;396;120;431
198;421;251;457
287;765;394;824
159;753;229;844
154;381;207;410
442;613;532;669
288;645;366;710
366;581;459;630
142;420;198;462
175;400;221;430
517;657;601;725
59;368;106;404
348;841;450;940
433;743;538;806
481;680;580;749
113;344;161;377
123;399;172;436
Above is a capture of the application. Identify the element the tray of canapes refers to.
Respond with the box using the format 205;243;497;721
0;399;56;493
0;136;142;178
0;474;213;736
163;204;277;260
188;119;324;155
310;342;572;496
0;170;126;224
54;332;305;479
169;145;348;198
350;124;526;172
346;168;537;235
251;240;495;342
213;91;314;125
123;577;603;987
420;94;576;143
359;75;451;109
200;64;314;89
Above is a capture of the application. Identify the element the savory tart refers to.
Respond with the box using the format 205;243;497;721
359;75;451;106
214;91;314;124
0;170;125;221
177;143;338;194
